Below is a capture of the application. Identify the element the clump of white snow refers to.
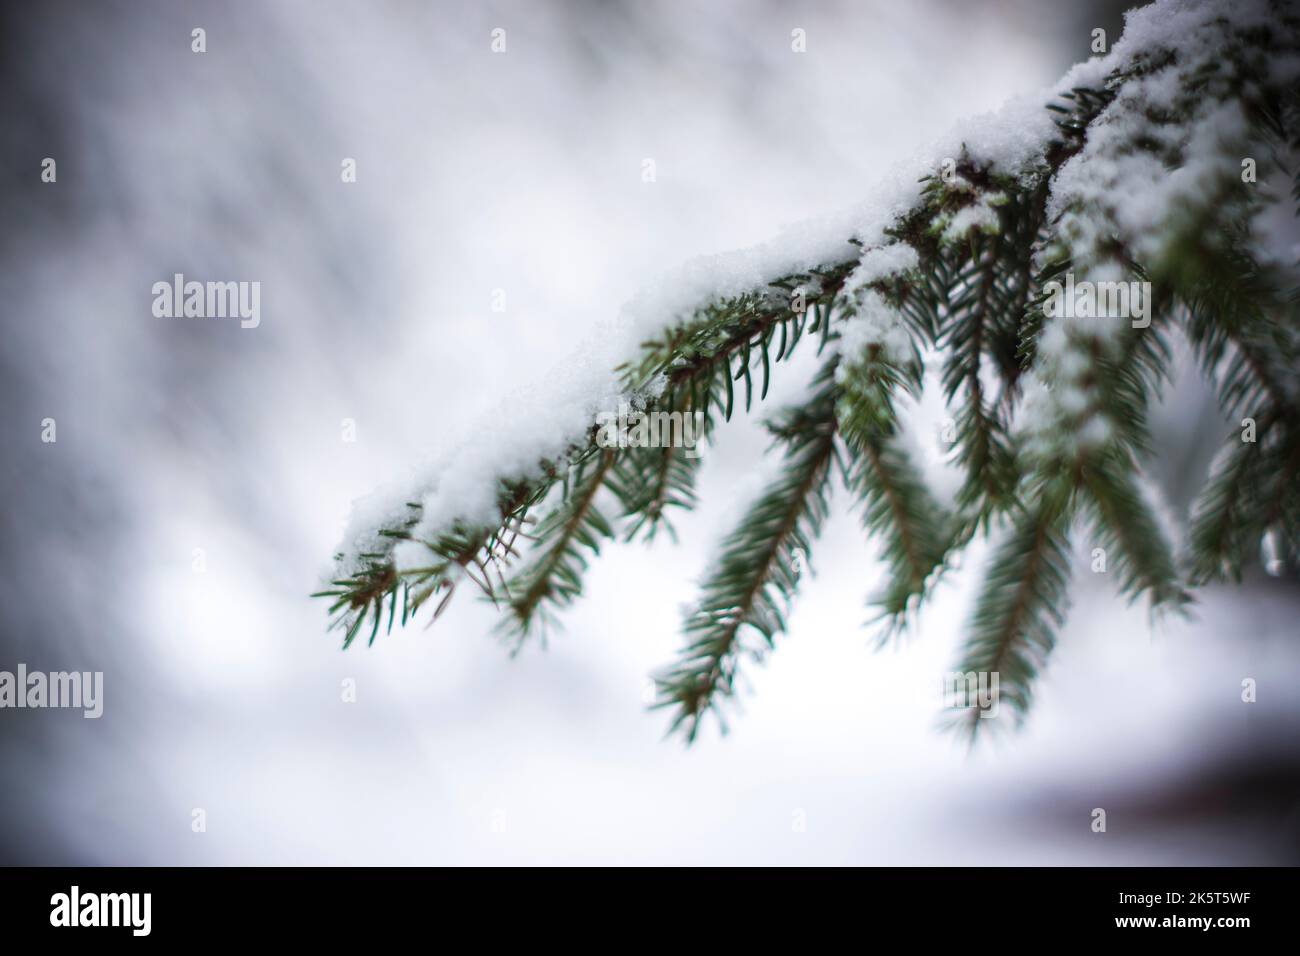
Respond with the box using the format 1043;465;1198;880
835;290;914;370
849;244;920;290
941;195;1005;243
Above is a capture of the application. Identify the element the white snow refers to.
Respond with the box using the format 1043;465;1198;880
834;290;914;371
848;243;920;290
941;198;1004;243
337;328;647;576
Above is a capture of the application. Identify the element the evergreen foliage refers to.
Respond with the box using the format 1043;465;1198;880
316;0;1300;741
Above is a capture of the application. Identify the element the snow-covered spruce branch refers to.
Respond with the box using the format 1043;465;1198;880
317;0;1300;740
655;361;841;742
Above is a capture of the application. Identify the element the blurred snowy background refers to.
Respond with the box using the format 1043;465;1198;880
2;0;1299;864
